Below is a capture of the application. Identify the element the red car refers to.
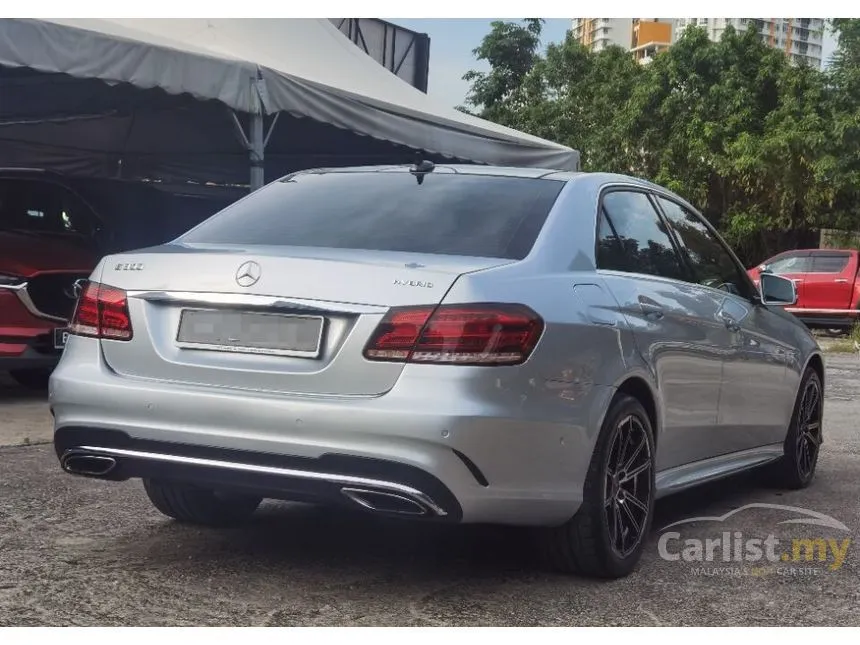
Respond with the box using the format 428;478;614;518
0;171;104;388
748;248;860;330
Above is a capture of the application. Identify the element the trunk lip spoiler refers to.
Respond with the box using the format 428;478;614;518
127;290;389;315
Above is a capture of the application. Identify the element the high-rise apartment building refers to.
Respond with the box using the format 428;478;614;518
630;19;675;64
673;18;825;69
570;19;674;63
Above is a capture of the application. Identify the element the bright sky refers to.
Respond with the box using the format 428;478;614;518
393;18;839;109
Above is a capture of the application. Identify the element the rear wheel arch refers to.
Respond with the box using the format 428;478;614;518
804;352;825;392
615;376;659;445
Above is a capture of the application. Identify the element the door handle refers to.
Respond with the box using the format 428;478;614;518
835;279;849;284
639;301;664;320
718;310;741;332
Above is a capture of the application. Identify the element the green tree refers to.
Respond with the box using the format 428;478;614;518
463;20;851;264
538;39;644;172
461;19;545;126
823;19;860;236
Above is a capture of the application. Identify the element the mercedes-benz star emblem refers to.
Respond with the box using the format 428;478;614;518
235;260;262;287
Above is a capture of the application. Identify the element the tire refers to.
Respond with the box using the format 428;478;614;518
143;479;262;527
539;393;656;578
9;368;53;390
772;368;824;490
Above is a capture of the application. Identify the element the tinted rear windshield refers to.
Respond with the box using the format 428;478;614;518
179;171;564;260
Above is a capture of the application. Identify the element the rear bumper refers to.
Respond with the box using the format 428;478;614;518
0;346;61;372
49;336;616;526
55;428;461;520
1;290;64;370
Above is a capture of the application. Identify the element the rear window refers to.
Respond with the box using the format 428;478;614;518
810;253;850;273
179;171;564;260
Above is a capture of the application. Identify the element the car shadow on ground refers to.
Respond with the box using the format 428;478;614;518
125;468;783;580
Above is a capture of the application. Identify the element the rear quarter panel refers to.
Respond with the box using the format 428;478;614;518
436;175;647;483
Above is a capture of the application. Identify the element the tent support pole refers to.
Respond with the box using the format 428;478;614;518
248;71;270;192
249;110;264;192
230;106;278;193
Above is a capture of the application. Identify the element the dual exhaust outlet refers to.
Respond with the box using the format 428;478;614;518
61;452;118;477
340;487;431;516
60;450;440;517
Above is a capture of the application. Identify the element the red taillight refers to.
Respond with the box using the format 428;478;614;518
363;303;543;366
68;281;133;341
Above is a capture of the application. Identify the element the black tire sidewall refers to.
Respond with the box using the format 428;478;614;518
143;479;261;526
782;368;823;488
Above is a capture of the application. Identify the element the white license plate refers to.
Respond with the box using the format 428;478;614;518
175;309;325;358
53;328;70;350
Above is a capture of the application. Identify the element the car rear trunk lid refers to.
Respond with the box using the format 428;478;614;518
97;245;514;396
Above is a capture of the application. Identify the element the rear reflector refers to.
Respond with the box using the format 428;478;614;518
363;303;543;366
68;281;133;341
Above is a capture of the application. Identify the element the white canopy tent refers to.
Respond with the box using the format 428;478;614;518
0;18;579;190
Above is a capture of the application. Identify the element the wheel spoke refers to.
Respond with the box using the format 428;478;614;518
620;498;642;537
621;438;646;474
801;392;812;422
604;488;615;507
617;418;633;466
606;434;622;478
620;461;651;484
624;492;649;515
801;385;815;422
612;502;623;550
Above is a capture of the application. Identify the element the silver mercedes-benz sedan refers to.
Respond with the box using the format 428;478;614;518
50;164;824;578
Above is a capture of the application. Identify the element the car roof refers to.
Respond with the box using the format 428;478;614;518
287;164;672;189
289;164;575;181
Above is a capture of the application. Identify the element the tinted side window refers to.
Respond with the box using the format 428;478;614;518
810;253;850;273
180;172;564;260
768;254;811;273
0;179;96;236
597;191;685;280
656;197;751;298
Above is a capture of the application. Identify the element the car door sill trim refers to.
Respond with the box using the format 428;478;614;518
655;443;784;499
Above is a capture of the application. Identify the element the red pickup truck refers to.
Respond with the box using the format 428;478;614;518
747;248;860;330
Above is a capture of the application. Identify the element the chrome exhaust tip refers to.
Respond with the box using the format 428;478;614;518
341;487;429;516
61;452;118;477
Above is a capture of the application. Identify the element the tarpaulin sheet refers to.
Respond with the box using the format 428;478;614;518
0;18;579;184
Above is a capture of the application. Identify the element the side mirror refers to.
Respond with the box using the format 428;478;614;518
759;272;797;306
759;264;772;273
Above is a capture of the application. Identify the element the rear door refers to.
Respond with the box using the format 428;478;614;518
803;251;856;311
654;196;792;453
95;170;565;397
594;189;734;471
